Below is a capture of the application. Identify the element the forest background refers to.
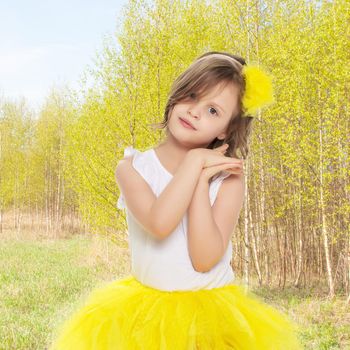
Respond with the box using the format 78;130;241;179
0;0;349;348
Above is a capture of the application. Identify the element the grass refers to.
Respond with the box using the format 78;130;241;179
0;233;130;350
0;233;349;349
251;285;350;349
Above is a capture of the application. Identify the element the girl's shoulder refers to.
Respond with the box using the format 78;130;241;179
117;146;153;174
116;147;137;174
121;146;141;160
116;146;154;211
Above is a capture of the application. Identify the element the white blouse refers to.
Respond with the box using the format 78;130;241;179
117;146;235;291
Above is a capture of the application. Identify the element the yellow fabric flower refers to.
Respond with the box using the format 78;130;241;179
242;65;274;116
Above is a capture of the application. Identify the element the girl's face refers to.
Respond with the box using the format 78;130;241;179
167;81;240;148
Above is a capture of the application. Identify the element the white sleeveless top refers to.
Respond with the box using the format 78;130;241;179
117;146;235;291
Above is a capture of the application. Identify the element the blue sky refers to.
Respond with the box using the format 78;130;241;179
0;0;128;111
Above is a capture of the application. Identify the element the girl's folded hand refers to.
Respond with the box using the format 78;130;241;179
189;143;244;170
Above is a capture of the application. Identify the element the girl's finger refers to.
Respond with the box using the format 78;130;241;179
205;162;243;177
224;167;243;175
222;163;243;173
203;160;242;170
223;163;243;170
219;161;242;167
224;160;243;165
214;144;228;152
215;143;228;148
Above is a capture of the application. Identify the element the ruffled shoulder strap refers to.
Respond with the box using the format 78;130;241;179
122;145;139;159
116;146;149;210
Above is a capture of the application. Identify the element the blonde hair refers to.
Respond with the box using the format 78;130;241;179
149;51;254;160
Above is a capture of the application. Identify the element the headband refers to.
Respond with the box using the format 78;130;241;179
205;54;275;117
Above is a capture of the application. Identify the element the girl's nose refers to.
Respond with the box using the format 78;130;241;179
188;108;200;119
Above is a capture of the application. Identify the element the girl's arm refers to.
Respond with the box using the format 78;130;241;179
115;150;203;240
151;150;203;239
187;174;245;272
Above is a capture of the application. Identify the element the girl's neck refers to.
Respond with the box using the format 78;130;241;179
154;139;193;175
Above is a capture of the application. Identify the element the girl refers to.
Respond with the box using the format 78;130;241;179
49;51;303;349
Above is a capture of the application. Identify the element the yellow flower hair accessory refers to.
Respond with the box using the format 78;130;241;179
241;65;274;116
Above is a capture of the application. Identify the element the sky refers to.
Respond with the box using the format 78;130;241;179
0;0;129;112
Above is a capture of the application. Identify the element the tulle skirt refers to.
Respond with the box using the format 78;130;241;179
49;275;303;349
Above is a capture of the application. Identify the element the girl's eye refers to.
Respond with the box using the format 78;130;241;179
188;93;219;116
208;106;218;116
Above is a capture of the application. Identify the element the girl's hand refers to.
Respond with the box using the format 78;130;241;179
190;143;243;169
198;144;244;183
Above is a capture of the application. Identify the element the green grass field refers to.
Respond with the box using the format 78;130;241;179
0;234;349;349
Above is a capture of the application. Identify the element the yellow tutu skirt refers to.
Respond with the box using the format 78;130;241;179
49;275;303;349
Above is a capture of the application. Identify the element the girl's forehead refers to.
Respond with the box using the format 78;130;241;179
200;80;236;99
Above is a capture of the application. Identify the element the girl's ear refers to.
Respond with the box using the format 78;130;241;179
217;133;226;140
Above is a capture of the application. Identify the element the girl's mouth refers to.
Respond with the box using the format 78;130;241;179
179;118;196;130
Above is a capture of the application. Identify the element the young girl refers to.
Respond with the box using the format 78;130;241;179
49;51;303;349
